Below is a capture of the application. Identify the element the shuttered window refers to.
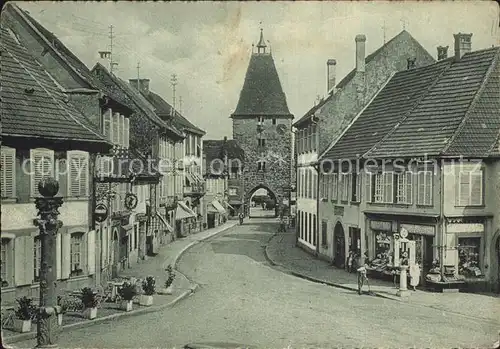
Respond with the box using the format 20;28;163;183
119;115;125;147
1;146;16;198
70;232;84;277
67;151;89;197
340;173;349;201
331;173;338;201
417;171;433;206
351;172;360;202
457;169;483;206
365;170;373;203
112;113;120;145
383;172;394;203
124;117;130;148
30;149;54;197
102;108;113;142
396;172;413;204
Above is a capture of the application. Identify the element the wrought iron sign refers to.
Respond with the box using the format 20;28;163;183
124;192;138;210
94;203;109;223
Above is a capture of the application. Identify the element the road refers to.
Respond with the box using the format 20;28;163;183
13;217;499;348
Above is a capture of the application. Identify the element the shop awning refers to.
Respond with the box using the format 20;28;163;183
185;172;195;185
176;201;196;220
156;213;174;233
207;200;226;214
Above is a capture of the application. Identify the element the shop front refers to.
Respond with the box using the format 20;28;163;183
206;200;227;229
175;201;197;237
366;217;437;282
110;212;132;278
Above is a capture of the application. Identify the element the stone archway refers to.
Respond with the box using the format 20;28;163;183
333;221;346;269
246;184;279;218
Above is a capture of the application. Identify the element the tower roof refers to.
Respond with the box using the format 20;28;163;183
257;28;267;48
231;46;292;118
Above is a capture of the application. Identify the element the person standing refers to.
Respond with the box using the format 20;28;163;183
409;262;421;291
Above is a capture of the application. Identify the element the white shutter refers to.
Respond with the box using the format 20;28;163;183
25;237;34;284
1;147;15;198
112;113;120;145
14;236;33;286
67;151;89;197
87;230;96;275
30;149;54;197
425;172;433;205
384;172;394;203
61;233;71;279
365;171;372;203
120;115;125;147
470;171;483;206
417;171;425;205
406;172;413;204
103;108;112;142
56;232;62;280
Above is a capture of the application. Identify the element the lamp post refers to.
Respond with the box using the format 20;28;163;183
33;177;64;348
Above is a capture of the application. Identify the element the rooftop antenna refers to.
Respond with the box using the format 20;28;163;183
179;96;183;114
382;20;387;44
171;74;178;115
136;62;140;86
98;25;118;73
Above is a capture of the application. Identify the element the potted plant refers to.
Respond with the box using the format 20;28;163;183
79;287;98;320
140;276;155;306
158;265;176;295
13;296;36;333
118;282;137;311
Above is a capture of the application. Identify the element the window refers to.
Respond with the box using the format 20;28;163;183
321;221;328;247
229;188;237;196
383;172;394;203
257;116;264;124
311;125;316;152
417;171;433;206
458;237;482;277
272;118;276;125
112;113;120;145
30;149;54;197
374;173;384;203
330;173;338;201
258;138;266;147
33;236;41;282
351;172;360;202
1;238;12;287
365;171;374;203
299;130;304;153
1;146;16;198
457;168;483;206
257;160;266;171
340;173;349;201
67;151;89;197
396;172;413;204
70;233;84;277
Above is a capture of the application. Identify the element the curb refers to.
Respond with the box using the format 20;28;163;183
5;223;236;345
263;233;398;301
5;286;197;344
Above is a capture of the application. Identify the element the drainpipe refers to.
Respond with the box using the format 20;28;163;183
439;161;445;281
311;114;320;256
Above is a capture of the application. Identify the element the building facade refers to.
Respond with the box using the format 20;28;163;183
231;29;293;215
318;34;500;292
294;30;436;254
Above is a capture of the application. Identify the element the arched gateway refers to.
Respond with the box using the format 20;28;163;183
230;29;293;217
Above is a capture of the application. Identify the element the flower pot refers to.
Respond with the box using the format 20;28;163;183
83;307;97;320
57;313;63;326
120;300;133;312
13;319;31;333
139;294;153;306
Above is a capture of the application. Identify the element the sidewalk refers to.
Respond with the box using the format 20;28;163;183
265;231;500;324
3;220;238;345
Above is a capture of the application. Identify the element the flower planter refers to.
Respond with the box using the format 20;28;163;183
13;319;31;333
83;307;97;320
57;313;63;326
139;295;154;306
120;300;133;312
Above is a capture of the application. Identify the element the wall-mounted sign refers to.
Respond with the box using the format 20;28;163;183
94;203;109;223
125;193;138;210
400;223;435;236
370;220;392;232
446;223;484;234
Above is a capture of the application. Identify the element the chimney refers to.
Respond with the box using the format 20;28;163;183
327;59;337;93
453;33;473;60
129;78;150;95
437;46;449;60
355;34;366;73
406;57;416;70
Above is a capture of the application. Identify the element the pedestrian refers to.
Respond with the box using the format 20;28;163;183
409;262;421;291
356;263;369;295
347;250;354;273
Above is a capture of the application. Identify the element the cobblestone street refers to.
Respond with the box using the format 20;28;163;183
12;218;499;349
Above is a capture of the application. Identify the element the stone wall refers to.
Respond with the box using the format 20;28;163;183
233;116;292;203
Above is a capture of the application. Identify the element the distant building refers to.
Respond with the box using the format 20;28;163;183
231;29;293;216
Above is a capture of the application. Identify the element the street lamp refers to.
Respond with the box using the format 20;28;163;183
33;177;64;348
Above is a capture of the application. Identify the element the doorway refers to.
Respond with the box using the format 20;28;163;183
333;222;346;269
496;236;500;293
207;213;216;229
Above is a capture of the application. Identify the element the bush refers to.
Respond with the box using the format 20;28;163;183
118;282;137;301
15;296;36;320
165;265;176;288
79;287;98;309
142;276;156;296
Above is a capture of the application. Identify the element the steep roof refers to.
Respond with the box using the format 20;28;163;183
232;53;292;117
10;4;126;106
203;139;245;162
91;63;183;139
320;59;452;161
143;91;205;136
1;26;111;150
366;47;500;159
293;30;433;127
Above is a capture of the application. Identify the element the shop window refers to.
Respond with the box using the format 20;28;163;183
33;236;41;282
321;221;328;247
417;170;433;206
1;238;13;287
457;169;483;206
406;234;422;265
70;232;85;277
374;231;392;262
458;237;482;277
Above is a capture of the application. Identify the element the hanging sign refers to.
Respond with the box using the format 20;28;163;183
125;192;138;210
94;203;109;223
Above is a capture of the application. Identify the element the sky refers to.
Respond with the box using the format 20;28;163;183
16;1;499;140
